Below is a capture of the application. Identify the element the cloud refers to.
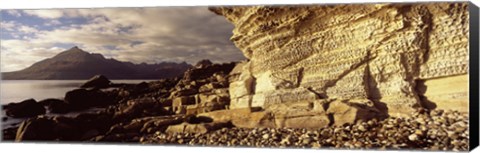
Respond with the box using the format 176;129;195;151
4;10;22;17
1;39;64;71
1;21;17;31
23;10;65;19
44;19;61;26
1;7;246;72
18;25;39;34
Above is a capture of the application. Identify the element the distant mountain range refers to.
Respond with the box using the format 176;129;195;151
2;46;192;80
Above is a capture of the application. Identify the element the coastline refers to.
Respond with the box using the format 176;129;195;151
0;62;470;151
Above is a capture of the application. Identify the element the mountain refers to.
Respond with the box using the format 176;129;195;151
2;46;192;80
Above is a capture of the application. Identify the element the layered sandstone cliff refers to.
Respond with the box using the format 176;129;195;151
211;3;469;118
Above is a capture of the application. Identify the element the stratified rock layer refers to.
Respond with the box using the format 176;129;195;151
211;3;469;117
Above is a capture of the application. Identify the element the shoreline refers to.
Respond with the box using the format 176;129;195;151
0;62;470;151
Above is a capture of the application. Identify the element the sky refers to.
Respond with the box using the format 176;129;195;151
0;7;246;72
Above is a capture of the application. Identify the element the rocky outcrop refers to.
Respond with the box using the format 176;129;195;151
165;121;232;134
81;75;111;89
15;116;81;141
64;88;115;110
38;98;70;114
170;61;236;115
210;3;469;117
4;99;46;118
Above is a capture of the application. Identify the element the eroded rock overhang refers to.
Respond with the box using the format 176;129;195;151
210;2;469;118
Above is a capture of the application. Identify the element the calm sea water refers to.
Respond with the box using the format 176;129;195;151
0;80;155;104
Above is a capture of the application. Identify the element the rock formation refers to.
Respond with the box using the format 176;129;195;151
210;2;469;119
170;60;236;115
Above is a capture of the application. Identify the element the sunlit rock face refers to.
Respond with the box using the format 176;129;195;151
212;2;469;117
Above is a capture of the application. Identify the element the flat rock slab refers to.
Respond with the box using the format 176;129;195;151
165;122;231;134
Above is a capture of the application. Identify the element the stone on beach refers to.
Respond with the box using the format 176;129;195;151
4;99;46;118
80;75;112;89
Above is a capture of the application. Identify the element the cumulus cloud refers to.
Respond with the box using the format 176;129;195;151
44;20;61;26
1;7;245;72
23;10;65;19
1;21;17;31
4;10;22;17
1;39;64;71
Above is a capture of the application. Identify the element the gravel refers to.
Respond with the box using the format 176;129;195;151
140;109;469;151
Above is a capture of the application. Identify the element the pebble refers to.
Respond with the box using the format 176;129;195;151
262;134;270;139
408;134;418;141
302;137;312;144
358;125;367;132
139;109;468;151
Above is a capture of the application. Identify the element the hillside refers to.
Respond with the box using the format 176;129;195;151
1;46;192;80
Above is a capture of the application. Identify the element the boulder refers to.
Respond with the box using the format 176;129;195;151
185;104;226;115
39;98;70;114
184;114;213;124
135;82;149;90
172;96;196;114
326;100;380;126
91;132;140;142
108;121;144;134
198;82;224;93
272;109;330;128
228;62;254;97
64;89;114;110
171;88;198;97
80;129;100;140
80;75;111;89
113;98;171;121
199;108;274;128
73;112;113;135
15;117;57;141
140;116;184;133
107;116;185;136
2;127;18;141
198;93;229;104
165;121;232;134
229;73;255;99
5;99;45;118
230;95;253;109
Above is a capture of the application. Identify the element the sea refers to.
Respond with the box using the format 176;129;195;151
0;80;156;129
1;80;155;104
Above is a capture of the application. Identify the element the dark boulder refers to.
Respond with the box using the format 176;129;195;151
2;127;18;141
39;98;71;114
92;132;140;142
73;112;113;134
64;89;114;110
4;99;46;118
80;75;111;89
135;82;149;90
15;116;81;141
15;117;57;141
184;114;213;124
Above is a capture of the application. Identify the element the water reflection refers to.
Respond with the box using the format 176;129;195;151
1;80;154;104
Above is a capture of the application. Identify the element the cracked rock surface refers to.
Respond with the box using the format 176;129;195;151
210;2;469;117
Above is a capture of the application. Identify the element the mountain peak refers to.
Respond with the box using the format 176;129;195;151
66;46;86;52
2;46;193;79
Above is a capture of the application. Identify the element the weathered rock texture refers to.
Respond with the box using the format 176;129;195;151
211;2;469;117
